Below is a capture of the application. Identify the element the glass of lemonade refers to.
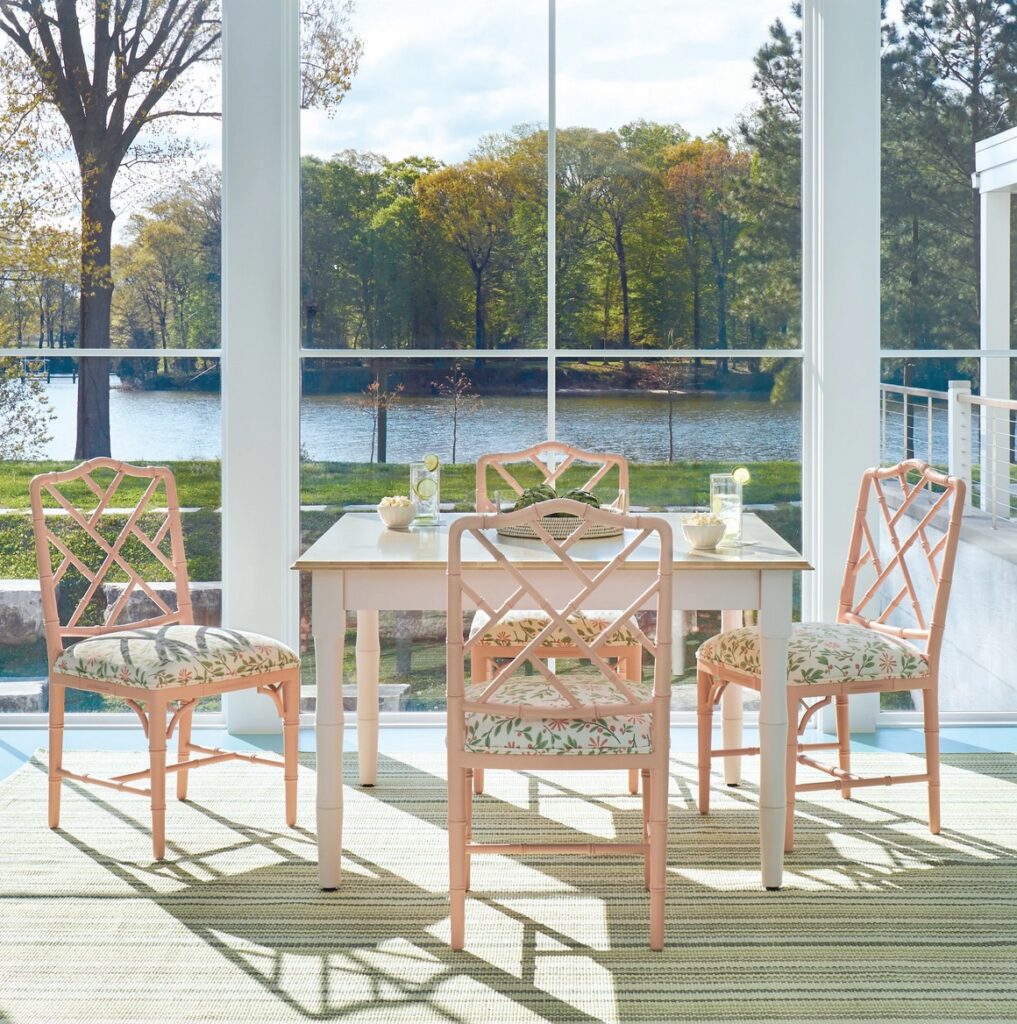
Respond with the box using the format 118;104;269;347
710;473;743;543
411;454;440;526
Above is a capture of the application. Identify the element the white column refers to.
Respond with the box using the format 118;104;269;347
802;0;882;732
221;0;301;732
979;190;1012;520
947;379;973;504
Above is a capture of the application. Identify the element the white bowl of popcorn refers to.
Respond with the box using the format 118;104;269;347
378;495;416;530
681;511;726;551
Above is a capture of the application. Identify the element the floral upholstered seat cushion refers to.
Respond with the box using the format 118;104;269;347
463;674;654;755
696;622;929;686
470;609;639;648
54;624;298;690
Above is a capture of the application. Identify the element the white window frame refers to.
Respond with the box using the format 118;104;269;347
6;0;900;735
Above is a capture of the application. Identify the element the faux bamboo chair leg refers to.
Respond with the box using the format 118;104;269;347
283;675;300;827
923;688;942;834
696;669;714;814
627;651;642;795
648;765;669;951
641;768;651;891
464;768;474;892
175;701;194;801
471;656;488;796
149;698;168;860
48;681;65;829
784;691;798;854
448;762;468;950
835;695;852;800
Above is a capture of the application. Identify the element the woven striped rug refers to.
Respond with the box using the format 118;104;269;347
0;749;1015;1024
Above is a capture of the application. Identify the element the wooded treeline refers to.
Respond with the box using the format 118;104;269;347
3;2;1017;399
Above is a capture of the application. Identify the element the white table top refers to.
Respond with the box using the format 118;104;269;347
293;512;811;573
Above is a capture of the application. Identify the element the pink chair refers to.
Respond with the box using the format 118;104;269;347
473;441;639;796
30;459;300;859
696;461;965;851
446;499;673;950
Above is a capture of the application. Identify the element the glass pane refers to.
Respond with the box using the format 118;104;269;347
298;357;548;713
0;357;222;713
557;357;802;711
300;0;547;351
555;0;799;350
880;4;1017;353
0;14;221;356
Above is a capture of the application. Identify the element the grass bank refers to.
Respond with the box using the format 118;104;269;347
1;459;800;510
0;459;801;581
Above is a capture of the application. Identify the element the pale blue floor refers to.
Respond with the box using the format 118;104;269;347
1;724;1013;782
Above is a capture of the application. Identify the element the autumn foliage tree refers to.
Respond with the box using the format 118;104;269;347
415;159;516;351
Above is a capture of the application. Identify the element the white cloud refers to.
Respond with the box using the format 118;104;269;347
302;0;797;162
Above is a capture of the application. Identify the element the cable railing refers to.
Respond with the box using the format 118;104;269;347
880;381;1017;526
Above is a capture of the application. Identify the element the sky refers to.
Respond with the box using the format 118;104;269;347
300;0;800;163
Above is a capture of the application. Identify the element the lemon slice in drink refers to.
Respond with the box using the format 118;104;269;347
732;467;751;486
423;453;440;473
414;476;438;500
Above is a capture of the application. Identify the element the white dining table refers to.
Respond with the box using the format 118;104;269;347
293;511;811;892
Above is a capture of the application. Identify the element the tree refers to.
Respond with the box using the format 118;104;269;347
357;376;403;463
0;357;54;457
416;158;516;350
647;360;685;462
882;1;1017;353
0;0;362;457
434;362;480;463
664;138;750;371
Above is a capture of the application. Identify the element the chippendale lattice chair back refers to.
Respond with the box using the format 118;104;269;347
447;499;673;949
473;440;638;797
839;461;964;673
31;459;300;859
697;460;965;849
475;441;629;512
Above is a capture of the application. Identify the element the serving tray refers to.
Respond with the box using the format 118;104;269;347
496;515;623;541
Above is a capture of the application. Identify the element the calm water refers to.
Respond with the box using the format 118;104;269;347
39;377;803;463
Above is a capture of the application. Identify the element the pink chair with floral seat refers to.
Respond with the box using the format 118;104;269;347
696;461;965;851
30;458;300;859
446;499;673;950
472;441;640;796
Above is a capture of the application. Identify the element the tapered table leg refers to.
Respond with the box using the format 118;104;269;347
356;610;380;786
758;571;791;890
313;570;345;890
721;609;744;786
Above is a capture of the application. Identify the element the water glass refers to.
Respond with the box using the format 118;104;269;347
710;473;743;543
410;462;440;526
491;489;516;513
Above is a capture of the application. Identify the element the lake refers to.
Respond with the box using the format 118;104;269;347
39;377;805;463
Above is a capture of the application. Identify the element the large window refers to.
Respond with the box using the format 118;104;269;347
879;3;1017;718
0;5;222;714
296;0;802;716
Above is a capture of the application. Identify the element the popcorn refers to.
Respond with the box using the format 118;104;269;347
379;495;413;508
683;511;723;526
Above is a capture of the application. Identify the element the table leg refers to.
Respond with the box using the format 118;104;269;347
721;609;744;786
313;570;345;890
356;610;380;786
757;571;792;890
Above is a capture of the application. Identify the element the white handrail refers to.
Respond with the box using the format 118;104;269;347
959;393;1017;412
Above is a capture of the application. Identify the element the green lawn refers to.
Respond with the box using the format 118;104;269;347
0;459;802;582
1;458;801;510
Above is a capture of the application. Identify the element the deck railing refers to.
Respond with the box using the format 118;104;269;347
880;380;1016;525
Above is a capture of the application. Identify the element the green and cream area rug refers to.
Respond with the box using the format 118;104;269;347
0;749;1015;1024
